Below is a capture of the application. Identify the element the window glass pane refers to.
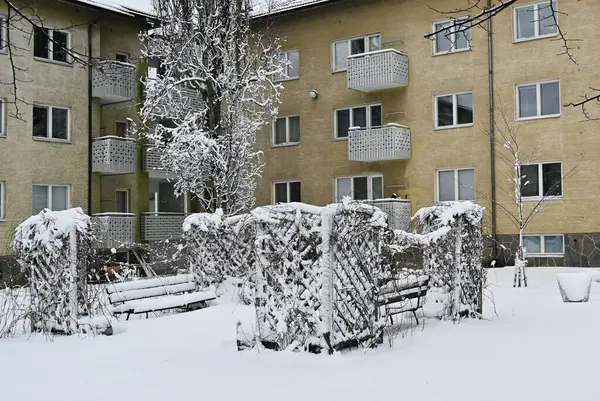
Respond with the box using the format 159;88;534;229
540;81;560;116
288;116;300;143
544;235;563;254
116;191;128;213
370;105;382;127
0;100;3;135
438;170;456;201
52;108;68;139
520;164;540;197
0;19;5;50
542;162;562;196
116;122;127;137
456;93;473;124
538;1;558;36
368;35;380;51
274;183;288;203
33;27;49;59
288;50;299;78
518;85;537;118
51;186;68;211
523;236;542;254
289;182;301;202
353;177;368;200
115;53;128;62
336;178;352;201
52;31;68;62
352;107;367;128
458;169;475;200
436;95;454;127
434;23;452;53
336;109;350;138
372;177;383;200
456;26;470;50
516;6;535;39
350;38;365;55
274;52;286;81
33;106;48;137
32;185;48;214
334;41;348;71
274;117;286;144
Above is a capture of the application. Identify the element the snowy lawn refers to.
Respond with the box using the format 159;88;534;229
1;267;599;401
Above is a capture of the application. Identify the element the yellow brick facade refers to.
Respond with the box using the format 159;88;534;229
255;0;600;241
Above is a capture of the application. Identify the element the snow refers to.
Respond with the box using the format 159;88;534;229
113;290;217;314
2;267;600;400
556;273;592;302
108;282;197;304
107;274;196;293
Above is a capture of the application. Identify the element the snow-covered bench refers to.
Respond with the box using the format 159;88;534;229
377;274;429;325
107;274;216;320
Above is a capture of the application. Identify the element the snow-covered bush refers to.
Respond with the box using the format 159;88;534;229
556;273;592;303
11;208;95;335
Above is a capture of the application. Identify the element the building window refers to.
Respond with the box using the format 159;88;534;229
437;168;475;202
335;175;383;201
520;162;562;199
333;34;380;72
0;98;5;137
517;80;560;120
33;27;70;63
273;181;301;204
32;184;69;214
523;234;564;256
115;189;130;213
432;19;471;55
33;105;69;140
514;1;557;41
0;182;5;220
435;92;473;128
335;104;382;139
115;52;129;62
115;121;130;137
275;49;299;81
273;115;300;145
0;15;7;53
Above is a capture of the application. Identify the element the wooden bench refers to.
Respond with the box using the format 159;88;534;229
377;274;429;325
107;274;216;320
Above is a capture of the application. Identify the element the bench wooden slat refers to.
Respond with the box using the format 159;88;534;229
109;281;196;304
106;274;195;294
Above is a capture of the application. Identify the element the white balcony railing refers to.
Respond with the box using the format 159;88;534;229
348;124;411;162
92;213;136;249
141;213;187;242
347;49;409;92
92;136;137;175
367;199;412;231
92;60;136;105
150;84;204;120
142;145;175;178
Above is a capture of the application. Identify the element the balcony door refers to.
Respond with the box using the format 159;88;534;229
149;178;189;213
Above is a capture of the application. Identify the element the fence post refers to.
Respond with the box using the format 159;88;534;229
320;208;335;354
68;226;79;333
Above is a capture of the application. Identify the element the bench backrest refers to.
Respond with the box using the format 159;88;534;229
377;274;429;306
107;274;197;305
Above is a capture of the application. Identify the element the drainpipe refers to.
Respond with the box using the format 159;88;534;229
87;22;93;216
487;0;498;261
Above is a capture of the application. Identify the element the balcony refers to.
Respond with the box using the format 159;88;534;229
93;213;136;249
92;60;136;105
347;49;408;92
150;85;203;120
368;199;412;231
142;145;175;178
92;136;137;175
348;124;411;162
141;213;187;242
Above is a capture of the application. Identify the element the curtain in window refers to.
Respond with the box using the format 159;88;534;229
288;116;300;142
51;186;68;211
32;185;48;214
438;170;455;201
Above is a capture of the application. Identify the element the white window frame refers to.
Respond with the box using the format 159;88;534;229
32;184;70;213
272;181;301;204
432;18;471;56
334;103;382;139
32;104;70;141
0;182;5;221
332;33;381;73
275;49;299;82
33;27;72;63
115;189;130;213
513;1;558;42
434;91;474;129
516;80;561;121
334;174;383;201
272;115;300;146
436;167;475;202
0;98;5;137
520;161;563;200
0;15;7;54
523;234;565;257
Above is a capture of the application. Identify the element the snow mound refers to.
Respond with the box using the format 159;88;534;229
556;273;592;303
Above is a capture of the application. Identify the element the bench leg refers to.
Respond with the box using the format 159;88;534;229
126;313;131;321
412;310;419;325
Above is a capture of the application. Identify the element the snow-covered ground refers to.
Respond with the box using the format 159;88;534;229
1;267;599;401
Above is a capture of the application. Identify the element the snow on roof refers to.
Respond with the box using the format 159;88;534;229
70;0;154;17
251;0;335;17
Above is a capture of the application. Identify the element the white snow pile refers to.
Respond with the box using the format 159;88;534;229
556;273;592;302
